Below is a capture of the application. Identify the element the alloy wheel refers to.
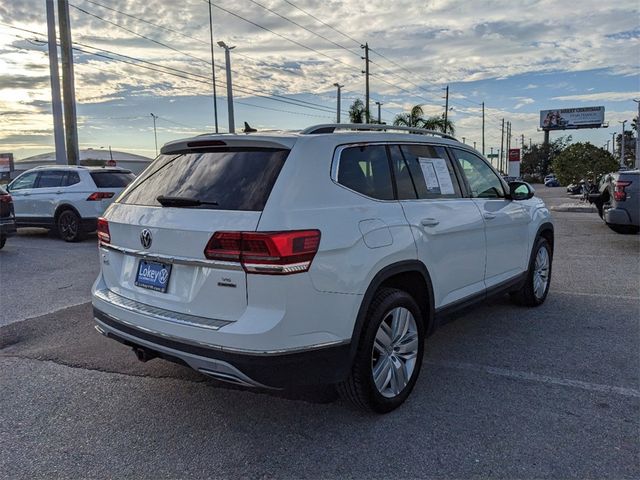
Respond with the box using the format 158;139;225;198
533;246;550;299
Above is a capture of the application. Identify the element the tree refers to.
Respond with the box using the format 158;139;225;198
348;99;366;123
393;104;455;134
615;129;636;167
551;142;618;186
521;136;571;179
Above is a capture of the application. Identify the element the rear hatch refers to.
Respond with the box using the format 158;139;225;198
0;186;14;219
89;170;136;205
99;145;290;321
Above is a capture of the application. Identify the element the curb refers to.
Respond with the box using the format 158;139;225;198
550;204;597;213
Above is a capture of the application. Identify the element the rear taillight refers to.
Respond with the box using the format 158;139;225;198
87;192;115;201
97;217;110;244
204;230;321;275
614;180;632;202
0;194;12;203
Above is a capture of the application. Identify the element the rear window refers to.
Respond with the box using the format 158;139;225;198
90;171;135;188
119;148;289;211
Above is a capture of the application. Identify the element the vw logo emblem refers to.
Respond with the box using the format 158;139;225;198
140;229;152;249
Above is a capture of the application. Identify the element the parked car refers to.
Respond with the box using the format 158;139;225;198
0;185;16;249
544;174;556;183
566;182;582;194
590;169;639;234
91;124;554;413
545;178;560;187
7;166;135;241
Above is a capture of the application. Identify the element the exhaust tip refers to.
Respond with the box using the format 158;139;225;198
132;346;157;363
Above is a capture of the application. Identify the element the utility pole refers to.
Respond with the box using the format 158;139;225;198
46;0;66;165
375;101;383;124
529;138;532;149
443;85;449;134
207;0;219;133
521;134;525;150
333;83;343;123
619;120;626;167
57;0;79;165
473;141;477;150
500;118;505;173
218;41;235;133
490;147;494;168
634;99;640;169
605;140;610;152
361;43;370;123
150;113;158;156
611;132;616;155
462;137;466;144
481;102;485;155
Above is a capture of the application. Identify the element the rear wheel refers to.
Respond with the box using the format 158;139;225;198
57;210;82;242
511;237;552;307
338;288;425;413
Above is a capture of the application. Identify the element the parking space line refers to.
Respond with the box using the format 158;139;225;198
553;291;640;300
427;360;640;398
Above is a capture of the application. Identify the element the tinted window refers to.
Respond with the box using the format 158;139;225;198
120;149;288;211
337;145;393;200
388;145;417;199
452;149;505;198
10;172;38;191
90;171;135;188
399;144;461;198
64;171;81;186
36;170;65;188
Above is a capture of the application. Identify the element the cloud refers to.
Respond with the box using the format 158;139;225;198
551;91;640;102
512;97;535;109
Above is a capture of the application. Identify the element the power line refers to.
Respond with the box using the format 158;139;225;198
280;0;361;46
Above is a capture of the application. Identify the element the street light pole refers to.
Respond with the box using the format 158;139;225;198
375;101;382;124
150;113;158;157
619;120;626;167
333;83;343;123
634;99;640;169
207;0;219;133
46;0;66;165
218;41;236;133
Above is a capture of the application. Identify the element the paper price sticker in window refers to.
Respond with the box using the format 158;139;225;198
418;157;455;195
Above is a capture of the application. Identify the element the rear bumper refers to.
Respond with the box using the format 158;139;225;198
0;217;16;236
604;207;636;227
93;307;352;388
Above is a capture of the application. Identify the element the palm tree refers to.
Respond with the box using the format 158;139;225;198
393;104;456;135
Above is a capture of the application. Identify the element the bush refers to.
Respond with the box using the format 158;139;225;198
551;142;618;186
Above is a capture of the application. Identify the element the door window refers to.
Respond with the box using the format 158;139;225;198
395;144;461;199
452;149;505;198
9;172;38;191
36;171;65;188
337;145;394;200
64;171;81;186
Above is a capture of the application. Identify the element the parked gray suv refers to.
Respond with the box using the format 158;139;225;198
592;169;639;234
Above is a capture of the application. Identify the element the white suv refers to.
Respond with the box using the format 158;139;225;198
7;166;135;241
91;124;554;412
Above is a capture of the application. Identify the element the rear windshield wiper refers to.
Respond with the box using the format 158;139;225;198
156;195;219;208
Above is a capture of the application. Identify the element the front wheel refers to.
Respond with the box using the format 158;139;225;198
511;237;552;307
57;210;82;242
338;288;425;413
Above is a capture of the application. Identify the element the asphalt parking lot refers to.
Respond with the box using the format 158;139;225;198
1;186;638;479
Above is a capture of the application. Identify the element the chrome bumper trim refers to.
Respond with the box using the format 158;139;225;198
100;243;242;270
94;288;231;331
93;307;350;356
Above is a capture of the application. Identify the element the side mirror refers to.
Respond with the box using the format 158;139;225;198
509;181;534;201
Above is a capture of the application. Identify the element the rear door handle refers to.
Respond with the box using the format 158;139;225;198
420;218;440;227
483;212;496;220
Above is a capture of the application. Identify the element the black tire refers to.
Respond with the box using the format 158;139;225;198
337;288;425;413
0;235;5;250
56;209;83;242
511;237;552;307
607;224;640;235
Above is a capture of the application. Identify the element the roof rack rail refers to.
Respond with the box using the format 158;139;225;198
300;123;458;141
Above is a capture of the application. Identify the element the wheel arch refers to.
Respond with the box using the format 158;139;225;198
535;221;554;254
348;260;435;362
54;203;82;222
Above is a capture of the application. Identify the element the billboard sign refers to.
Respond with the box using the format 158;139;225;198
0;153;14;180
540;106;605;130
508;148;521;162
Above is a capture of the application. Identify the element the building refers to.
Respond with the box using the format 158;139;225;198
11;148;153;178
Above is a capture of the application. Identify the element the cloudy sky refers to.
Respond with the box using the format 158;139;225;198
1;0;638;160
